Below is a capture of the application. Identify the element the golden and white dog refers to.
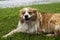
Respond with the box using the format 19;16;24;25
3;7;60;38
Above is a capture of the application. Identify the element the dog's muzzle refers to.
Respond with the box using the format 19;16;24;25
24;15;31;22
25;15;29;20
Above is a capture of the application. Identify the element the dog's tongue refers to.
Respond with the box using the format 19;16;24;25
26;20;29;23
25;19;30;23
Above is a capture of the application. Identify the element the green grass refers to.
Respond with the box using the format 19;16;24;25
0;3;60;40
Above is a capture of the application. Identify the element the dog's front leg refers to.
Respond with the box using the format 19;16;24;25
3;28;21;38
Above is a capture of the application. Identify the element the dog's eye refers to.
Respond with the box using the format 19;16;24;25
22;12;25;14
28;12;32;15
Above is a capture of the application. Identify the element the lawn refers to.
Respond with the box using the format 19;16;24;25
0;3;60;40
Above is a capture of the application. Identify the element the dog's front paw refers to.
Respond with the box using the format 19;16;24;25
46;34;55;36
2;35;8;38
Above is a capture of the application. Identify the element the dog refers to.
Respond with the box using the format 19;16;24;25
3;7;60;38
3;7;42;38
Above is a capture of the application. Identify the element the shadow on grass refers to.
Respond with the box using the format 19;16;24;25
0;33;60;40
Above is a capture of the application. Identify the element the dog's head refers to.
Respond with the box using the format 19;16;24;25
19;7;38;23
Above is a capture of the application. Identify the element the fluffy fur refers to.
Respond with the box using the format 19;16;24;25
3;8;60;38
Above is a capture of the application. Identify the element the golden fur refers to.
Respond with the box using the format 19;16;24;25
20;8;60;36
39;13;60;36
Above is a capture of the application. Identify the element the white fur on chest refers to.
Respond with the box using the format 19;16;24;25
18;21;39;34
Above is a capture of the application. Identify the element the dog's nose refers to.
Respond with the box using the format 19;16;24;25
25;15;28;18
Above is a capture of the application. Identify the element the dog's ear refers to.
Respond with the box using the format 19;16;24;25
19;10;24;24
32;9;37;13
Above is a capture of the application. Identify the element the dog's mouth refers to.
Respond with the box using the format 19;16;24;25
25;18;31;23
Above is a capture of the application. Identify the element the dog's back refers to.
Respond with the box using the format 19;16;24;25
41;13;60;36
